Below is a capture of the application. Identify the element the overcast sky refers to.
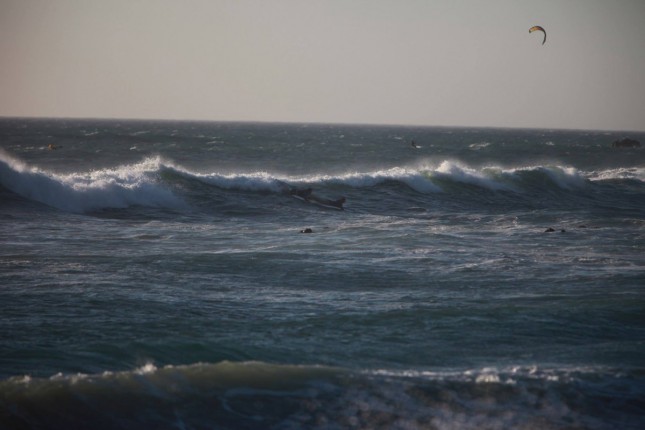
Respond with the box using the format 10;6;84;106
1;0;644;130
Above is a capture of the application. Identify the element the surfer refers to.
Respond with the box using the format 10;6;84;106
290;188;313;200
411;140;420;149
289;187;346;210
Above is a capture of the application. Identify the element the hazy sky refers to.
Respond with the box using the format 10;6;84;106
2;0;644;130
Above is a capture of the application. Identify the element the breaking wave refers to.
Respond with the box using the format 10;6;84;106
1;361;642;430
0;150;185;213
1;150;640;213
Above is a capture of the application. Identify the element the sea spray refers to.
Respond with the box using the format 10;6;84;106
0;152;185;212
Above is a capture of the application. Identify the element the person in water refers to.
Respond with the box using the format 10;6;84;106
290;188;313;199
289;187;345;210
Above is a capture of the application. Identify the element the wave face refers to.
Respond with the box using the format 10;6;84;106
0;151;185;213
2;118;643;216
2;361;643;430
2;148;642;215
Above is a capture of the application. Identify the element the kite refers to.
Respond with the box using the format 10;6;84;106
529;26;546;45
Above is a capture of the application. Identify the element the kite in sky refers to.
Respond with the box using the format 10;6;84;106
529;26;546;45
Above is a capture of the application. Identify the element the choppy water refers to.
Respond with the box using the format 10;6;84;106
1;118;644;429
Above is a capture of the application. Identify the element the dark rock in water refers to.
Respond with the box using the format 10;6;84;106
545;228;555;233
300;228;313;234
612;138;641;148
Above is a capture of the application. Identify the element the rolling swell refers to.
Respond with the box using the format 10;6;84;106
0;151;185;213
1;149;642;215
1;361;642;430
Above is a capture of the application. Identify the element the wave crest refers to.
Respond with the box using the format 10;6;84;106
321;162;589;194
3;150;636;214
0;151;184;212
2;361;640;430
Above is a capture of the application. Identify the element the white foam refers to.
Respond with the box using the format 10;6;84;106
433;160;513;191
135;362;158;375
300;166;442;193
0;151;185;212
587;167;645;182
537;165;587;189
313;162;587;193
194;170;286;193
495;164;588;191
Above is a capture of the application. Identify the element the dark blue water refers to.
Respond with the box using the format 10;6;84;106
1;118;644;429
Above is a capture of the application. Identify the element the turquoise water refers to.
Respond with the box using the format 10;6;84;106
1;118;644;429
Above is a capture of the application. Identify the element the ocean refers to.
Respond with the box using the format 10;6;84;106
1;118;644;429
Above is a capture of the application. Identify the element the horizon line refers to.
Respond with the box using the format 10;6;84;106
1;114;644;134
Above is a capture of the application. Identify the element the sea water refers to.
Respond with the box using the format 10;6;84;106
1;118;644;429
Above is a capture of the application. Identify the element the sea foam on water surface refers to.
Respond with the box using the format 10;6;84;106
0;152;185;212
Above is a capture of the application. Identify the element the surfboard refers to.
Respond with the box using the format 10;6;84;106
310;199;344;211
292;195;344;210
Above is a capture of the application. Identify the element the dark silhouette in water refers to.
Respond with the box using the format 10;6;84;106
290;188;313;199
612;138;641;148
544;227;566;233
288;187;345;210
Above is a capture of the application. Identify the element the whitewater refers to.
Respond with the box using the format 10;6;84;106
1;118;644;429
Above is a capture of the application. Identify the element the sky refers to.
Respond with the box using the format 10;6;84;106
1;0;644;131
